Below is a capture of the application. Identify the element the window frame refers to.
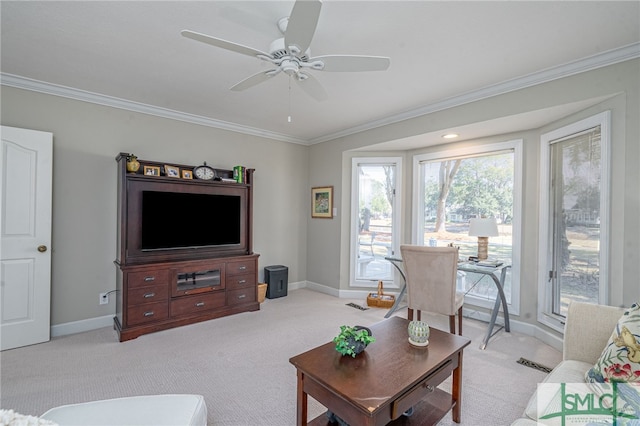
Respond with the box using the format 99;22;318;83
537;111;611;332
412;139;523;315
350;156;403;288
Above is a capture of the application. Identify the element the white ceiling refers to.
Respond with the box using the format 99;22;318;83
2;1;639;146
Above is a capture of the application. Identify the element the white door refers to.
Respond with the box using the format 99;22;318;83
351;157;402;287
1;126;53;350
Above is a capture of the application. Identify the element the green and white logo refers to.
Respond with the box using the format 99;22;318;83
537;382;640;425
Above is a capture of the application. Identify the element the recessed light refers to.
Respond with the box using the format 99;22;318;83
442;133;459;139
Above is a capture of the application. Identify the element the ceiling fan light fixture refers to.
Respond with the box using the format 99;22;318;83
269;38;309;61
182;0;390;102
281;59;299;75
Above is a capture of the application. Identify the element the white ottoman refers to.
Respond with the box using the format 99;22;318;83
40;394;207;426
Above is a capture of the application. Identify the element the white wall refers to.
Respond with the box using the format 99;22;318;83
2;58;638;335
1;87;309;327
307;59;640;332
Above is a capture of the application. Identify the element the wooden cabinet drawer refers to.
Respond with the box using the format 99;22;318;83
170;292;226;317
127;302;168;326
128;284;169;305
227;287;256;306
226;272;256;289
226;260;256;276
128;270;169;288
391;358;455;419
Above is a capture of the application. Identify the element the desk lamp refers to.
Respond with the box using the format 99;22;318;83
468;218;499;260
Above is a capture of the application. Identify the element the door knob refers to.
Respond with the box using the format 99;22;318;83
37;245;47;253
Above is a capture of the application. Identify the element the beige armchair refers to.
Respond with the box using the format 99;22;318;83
400;245;464;335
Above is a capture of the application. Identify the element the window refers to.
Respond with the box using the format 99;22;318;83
538;112;610;332
350;157;402;287
413;140;522;314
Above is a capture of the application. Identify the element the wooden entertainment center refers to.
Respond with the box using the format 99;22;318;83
114;153;259;342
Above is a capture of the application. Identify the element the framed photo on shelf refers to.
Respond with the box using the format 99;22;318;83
165;165;180;178
143;165;161;176
181;169;193;179
311;186;333;218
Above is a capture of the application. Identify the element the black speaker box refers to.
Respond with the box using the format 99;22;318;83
264;265;288;299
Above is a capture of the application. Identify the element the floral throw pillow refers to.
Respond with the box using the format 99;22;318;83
585;302;640;384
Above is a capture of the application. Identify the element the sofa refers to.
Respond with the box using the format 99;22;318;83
511;301;627;425
1;394;207;426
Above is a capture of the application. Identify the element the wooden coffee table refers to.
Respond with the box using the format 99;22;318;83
289;316;471;426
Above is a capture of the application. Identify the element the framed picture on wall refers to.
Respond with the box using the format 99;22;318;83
181;169;193;179
311;186;333;218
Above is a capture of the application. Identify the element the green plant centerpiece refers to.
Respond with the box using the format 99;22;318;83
333;325;376;357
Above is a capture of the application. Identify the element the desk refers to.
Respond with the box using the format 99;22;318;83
384;257;510;349
290;317;471;426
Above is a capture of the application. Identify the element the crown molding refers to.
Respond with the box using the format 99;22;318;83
0;73;308;146
2;42;638;146
309;42;640;144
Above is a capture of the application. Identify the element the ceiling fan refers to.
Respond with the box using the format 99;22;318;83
181;0;390;101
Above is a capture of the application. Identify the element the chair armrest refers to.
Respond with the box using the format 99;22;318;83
563;301;625;364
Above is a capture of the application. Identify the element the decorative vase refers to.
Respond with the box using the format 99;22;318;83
347;337;367;355
349;326;372;356
126;155;140;173
408;320;430;346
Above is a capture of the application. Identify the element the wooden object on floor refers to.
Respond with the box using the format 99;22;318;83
290;316;471;426
114;154;259;341
307;392;453;426
366;280;396;308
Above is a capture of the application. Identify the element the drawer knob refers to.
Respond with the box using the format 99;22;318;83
238;294;246;299
143;311;154;317
238;279;246;284
144;276;155;282
195;302;205;307
425;384;434;392
238;266;247;270
143;292;155;298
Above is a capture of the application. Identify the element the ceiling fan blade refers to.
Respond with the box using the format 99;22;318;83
284;0;322;54
230;70;279;91
181;30;271;59
310;55;391;72
295;73;327;102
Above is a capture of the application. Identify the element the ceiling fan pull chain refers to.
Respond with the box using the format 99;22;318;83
288;75;292;123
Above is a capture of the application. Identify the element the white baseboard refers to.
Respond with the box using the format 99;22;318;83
286;280;308;292
303;280;397;300
50;281;308;337
50;282;564;352
51;314;114;337
463;308;563;351
302;281;564;351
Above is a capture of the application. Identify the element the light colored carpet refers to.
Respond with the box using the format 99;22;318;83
0;289;561;425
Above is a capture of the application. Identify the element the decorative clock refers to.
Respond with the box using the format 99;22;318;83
193;162;217;181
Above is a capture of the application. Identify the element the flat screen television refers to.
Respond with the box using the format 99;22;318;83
124;179;249;263
141;191;241;250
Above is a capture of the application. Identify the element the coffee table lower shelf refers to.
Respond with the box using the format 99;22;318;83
308;388;455;426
